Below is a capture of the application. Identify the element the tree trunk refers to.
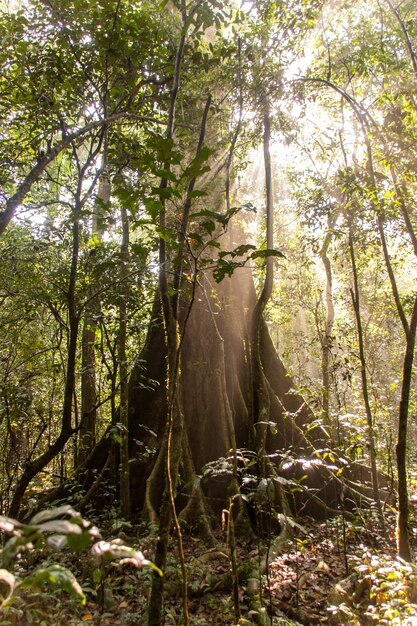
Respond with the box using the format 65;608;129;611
251;96;275;452
348;215;383;524
127;252;339;522
319;213;337;424
78;170;111;464
39;219;384;524
148;2;189;622
396;295;417;561
118;204;131;519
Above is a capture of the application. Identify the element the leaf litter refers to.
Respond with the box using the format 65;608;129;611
2;509;417;625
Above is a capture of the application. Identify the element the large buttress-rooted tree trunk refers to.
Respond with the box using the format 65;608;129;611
126;255;337;522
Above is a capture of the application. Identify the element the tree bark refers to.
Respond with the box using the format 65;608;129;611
348;215;383;524
118;204;131;519
78;170;111;464
396;295;417;561
319;214;337;424
251;96;275;448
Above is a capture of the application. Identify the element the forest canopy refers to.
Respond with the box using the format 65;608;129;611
1;0;417;624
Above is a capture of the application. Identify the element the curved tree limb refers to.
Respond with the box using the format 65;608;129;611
0;113;163;237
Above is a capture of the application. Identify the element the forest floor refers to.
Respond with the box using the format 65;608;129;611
2;507;417;626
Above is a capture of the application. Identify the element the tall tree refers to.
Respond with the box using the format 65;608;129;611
78;166;111;464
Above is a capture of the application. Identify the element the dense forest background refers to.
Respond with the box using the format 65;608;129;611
1;0;417;624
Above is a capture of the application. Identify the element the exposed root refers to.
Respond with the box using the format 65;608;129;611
142;432;168;524
195;515;293;595
178;434;216;546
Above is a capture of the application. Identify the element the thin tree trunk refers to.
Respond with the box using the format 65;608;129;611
78;170;110;464
348;216;383;524
148;2;189;623
383;0;417;77
0;113;130;237
251;96;274;454
172;94;211;311
389;167;417;257
319;214;337;424
396;295;417;561
312;79;412;553
118;204;131;519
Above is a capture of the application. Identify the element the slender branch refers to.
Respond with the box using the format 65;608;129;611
383;0;417;77
389;166;417;258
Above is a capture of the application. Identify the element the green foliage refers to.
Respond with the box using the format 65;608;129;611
0;506;98;607
20;564;85;605
213;245;284;283
330;550;417;625
0;505;159;613
0;1;416;621
0;506;100;568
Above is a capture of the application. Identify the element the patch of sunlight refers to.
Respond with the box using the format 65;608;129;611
0;0;27;11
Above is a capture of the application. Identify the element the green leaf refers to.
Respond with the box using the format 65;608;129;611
250;249;285;260
92;567;103;584
201;220;216;235
151;186;173;200
213;259;244;282
143;197;163;219
130;242;147;261
1;534;32;567
187;232;203;246
194;209;227;225
66;529;96;552
182;146;213;179
153;136;174;160
154;168;177;182
114;187;138;209
188;189;207;198
24;564;86;605
232;244;256;257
